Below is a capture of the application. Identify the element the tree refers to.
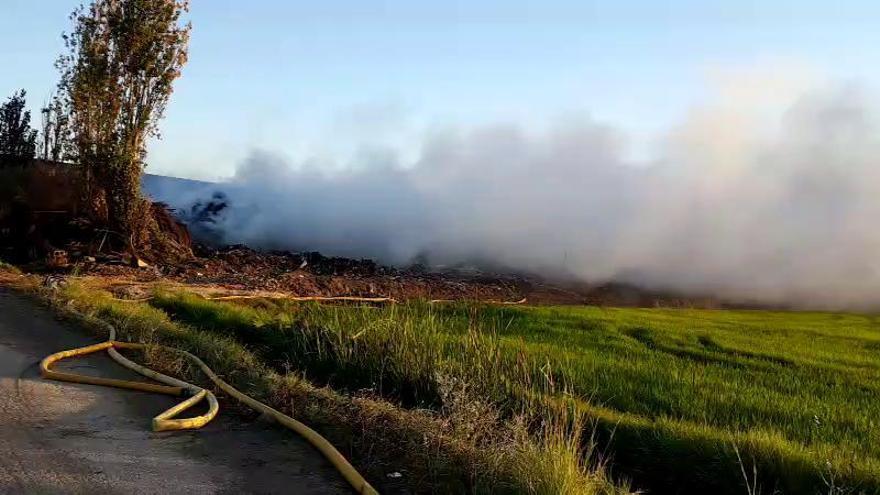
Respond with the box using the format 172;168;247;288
57;0;190;245
38;95;72;162
0;90;38;165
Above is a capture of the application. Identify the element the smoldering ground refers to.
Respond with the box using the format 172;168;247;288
148;80;880;310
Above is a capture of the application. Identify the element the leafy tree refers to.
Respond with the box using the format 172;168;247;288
0;90;38;165
57;0;190;245
38;95;72;162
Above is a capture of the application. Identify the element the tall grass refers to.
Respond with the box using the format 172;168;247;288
149;292;880;494
149;295;563;411
50;283;628;495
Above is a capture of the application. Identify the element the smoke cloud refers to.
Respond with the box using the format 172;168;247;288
150;78;880;310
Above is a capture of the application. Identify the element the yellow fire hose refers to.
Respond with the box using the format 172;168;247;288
40;313;379;494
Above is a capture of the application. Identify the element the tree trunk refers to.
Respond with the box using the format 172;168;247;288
104;155;146;247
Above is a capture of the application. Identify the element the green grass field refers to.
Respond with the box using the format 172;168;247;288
491;305;880;494
144;292;880;494
50;279;880;494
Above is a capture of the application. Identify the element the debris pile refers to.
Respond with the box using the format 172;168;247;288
169;244;524;301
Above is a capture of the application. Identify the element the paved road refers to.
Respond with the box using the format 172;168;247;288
0;288;350;494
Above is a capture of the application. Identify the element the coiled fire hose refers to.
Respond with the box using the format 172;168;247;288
40;311;379;495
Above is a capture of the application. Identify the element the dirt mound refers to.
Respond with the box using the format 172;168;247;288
151;202;192;248
139;202;194;264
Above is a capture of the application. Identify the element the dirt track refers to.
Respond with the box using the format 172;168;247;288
0;288;349;494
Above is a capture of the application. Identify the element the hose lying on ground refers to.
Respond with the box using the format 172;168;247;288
40;308;379;495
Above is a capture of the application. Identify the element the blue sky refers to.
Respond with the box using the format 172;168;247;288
3;0;880;179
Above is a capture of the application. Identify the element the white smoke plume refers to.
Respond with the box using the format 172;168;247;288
150;77;880;310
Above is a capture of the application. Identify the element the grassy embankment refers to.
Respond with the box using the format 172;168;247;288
52;280;880;494
51;281;628;495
